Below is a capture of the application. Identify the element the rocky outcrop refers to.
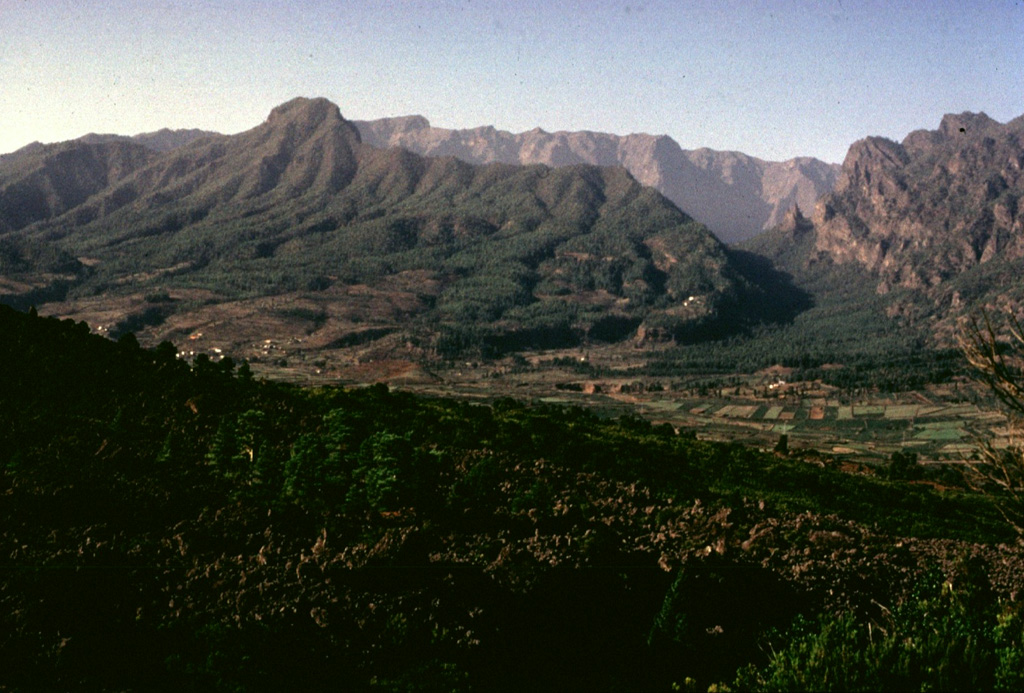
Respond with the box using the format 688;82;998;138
354;116;840;243
809;112;1024;295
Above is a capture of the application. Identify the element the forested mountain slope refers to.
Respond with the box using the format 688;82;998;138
0;97;791;354
0;139;157;233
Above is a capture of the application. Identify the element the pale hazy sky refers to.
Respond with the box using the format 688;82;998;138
2;0;1022;163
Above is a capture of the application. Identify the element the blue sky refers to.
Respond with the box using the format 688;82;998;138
2;0;1022;162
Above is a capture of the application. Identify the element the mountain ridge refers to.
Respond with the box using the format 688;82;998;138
353;115;840;243
0;97;789;359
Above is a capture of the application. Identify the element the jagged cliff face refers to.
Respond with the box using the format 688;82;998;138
811;112;1024;294
733;110;1024;344
353;117;840;244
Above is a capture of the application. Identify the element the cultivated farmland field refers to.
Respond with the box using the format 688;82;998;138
230;337;1006;472
317;352;999;470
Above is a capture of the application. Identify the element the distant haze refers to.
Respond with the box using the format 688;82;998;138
353;115;840;243
2;1;1022;162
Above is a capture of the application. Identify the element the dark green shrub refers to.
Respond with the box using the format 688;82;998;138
734;570;1024;692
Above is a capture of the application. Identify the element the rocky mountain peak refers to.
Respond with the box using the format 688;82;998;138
834;136;909;194
265;97;360;144
937;111;999;139
903;112;1004;156
777;204;811;235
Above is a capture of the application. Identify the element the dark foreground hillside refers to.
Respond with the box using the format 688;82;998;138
2;304;1024;691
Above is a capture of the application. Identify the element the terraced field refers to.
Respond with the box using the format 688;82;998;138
630;395;1005;466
